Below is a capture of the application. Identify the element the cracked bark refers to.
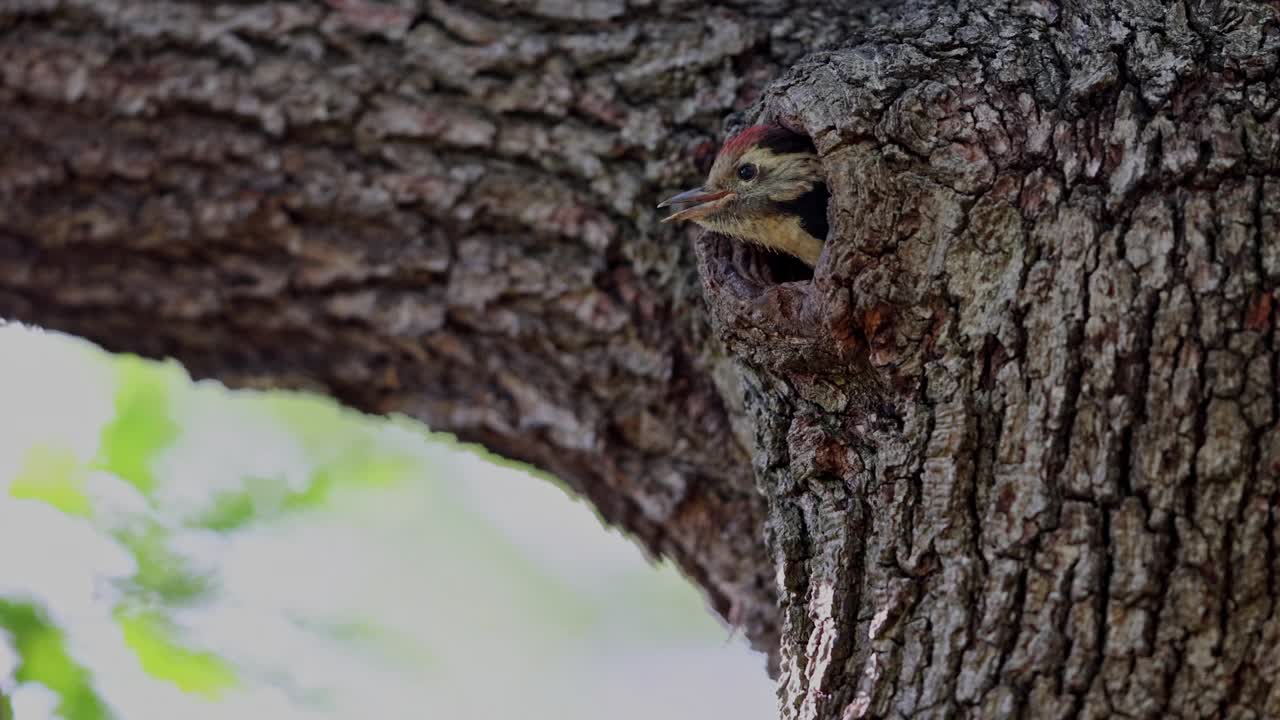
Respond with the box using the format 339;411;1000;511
2;0;1279;717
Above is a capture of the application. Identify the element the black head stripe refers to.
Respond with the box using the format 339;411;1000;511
777;183;830;241
759;127;817;156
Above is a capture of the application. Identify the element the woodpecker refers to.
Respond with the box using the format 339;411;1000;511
658;125;829;267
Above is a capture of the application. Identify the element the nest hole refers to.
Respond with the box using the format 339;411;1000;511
761;249;814;284
706;234;815;288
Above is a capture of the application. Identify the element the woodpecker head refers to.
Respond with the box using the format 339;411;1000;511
658;125;829;266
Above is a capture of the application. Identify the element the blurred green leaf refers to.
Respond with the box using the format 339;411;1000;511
284;453;413;513
195;489;258;532
265;393;352;452
0;601;111;720
94;357;179;496
9;445;91;517
117;611;237;698
117;525;212;605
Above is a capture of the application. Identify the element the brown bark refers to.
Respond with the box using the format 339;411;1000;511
3;0;1280;718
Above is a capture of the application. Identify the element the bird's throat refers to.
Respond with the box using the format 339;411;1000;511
698;213;824;267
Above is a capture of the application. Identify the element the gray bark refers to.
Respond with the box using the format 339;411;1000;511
2;0;1279;718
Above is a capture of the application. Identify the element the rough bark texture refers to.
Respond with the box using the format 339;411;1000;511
3;0;1280;718
0;0;822;666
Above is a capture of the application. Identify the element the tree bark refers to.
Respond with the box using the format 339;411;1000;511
2;0;1279;718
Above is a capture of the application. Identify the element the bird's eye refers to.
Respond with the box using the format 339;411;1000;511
737;163;758;181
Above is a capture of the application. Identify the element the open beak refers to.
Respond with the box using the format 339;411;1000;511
657;187;735;224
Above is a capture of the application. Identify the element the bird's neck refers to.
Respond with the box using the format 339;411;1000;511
701;213;823;266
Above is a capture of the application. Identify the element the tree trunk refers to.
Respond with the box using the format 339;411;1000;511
2;0;1278;717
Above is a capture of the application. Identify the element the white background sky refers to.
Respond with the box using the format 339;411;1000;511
0;324;776;720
